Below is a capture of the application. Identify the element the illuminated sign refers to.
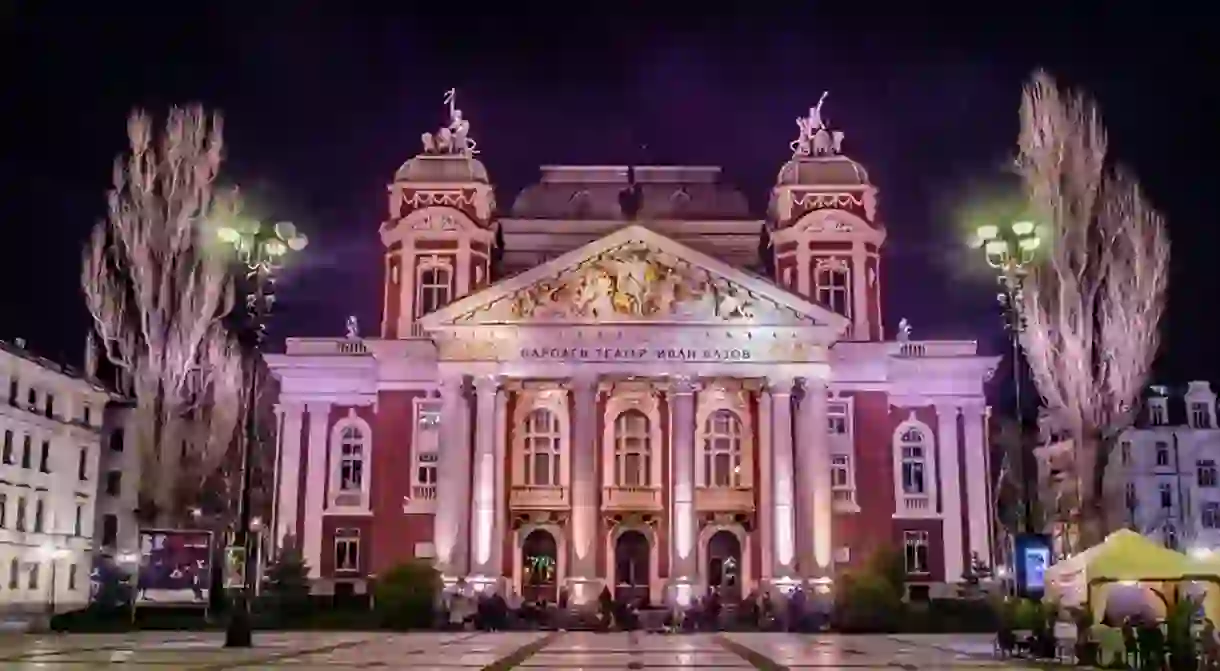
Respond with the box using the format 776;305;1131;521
518;346;754;363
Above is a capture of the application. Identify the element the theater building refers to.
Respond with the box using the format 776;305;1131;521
266;100;999;604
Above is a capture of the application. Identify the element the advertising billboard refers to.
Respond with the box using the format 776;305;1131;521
136;529;213;606
1014;532;1052;599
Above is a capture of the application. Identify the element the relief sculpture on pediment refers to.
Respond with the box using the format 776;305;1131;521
509;243;756;322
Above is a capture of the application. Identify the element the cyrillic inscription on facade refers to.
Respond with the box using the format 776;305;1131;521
519;346;752;362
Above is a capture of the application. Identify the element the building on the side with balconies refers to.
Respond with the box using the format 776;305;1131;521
266;98;1001;605
0;339;115;618
1036;381;1220;558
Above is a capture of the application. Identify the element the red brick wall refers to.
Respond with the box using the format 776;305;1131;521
833;391;894;570
369;391;432;576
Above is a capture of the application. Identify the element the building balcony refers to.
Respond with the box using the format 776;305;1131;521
602;485;663;512
695;486;754;513
402;484;437;514
895;493;935;518
832;488;861;513
283;338;370;356
510;485;569;510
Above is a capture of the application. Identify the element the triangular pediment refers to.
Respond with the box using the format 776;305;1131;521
419;225;851;331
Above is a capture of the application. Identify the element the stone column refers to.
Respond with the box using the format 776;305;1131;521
962;403;992;567
469;375;501;585
796;377;833;578
434;374;471;579
936;404;964;582
302;401;332;579
757;389;774;584
768;377;797;582
491;387;509;588
668;376;699;605
275;403;306;553
566;374;600;604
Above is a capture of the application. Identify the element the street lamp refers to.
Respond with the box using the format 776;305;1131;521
39;542;71;616
216;219;307;648
971;221;1041;535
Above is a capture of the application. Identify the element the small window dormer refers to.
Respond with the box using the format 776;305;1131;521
1185;381;1217;430
1148;397;1168;426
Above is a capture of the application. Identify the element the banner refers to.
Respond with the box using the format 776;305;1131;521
136;529;212;606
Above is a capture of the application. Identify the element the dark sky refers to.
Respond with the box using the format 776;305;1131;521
2;4;1217;392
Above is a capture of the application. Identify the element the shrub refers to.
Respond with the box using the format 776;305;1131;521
373;560;441;630
833;571;905;633
264;549;312;622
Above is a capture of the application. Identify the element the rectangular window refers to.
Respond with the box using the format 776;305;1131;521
1125;483;1138;510
68;563;77;591
901;446;926;495
0;492;6;527
101;514;118;547
1200;460;1218;488
20;435;31;469
73;504;83;536
44;394;54;419
82;406;91;426
33;499;44;532
105;471;122;496
1191;402;1212;429
7;377;17;406
28;563;38;590
1121;441;1131;466
39;440;50;473
827;401;850;435
334;529;360;573
903;530;930;574
1156;442;1170;467
1160;483;1174;509
831;455;851;489
15;497;26;531
1204;503;1220;530
1150;402;1168;426
413;401;441;496
1;430;11;464
78;447;88;480
109;429;124;452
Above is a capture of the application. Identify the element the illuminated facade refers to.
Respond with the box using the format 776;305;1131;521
267;99;1000;604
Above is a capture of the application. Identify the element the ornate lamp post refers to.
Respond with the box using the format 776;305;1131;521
217;220;307;648
972;221;1041;534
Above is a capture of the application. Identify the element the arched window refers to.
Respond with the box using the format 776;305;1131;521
898;426;928;495
814;259;851;317
338;425;366;492
702;409;743;487
416;262;452;317
614;410;651;487
522;409;562;486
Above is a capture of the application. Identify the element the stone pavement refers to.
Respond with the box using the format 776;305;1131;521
0;630;1036;669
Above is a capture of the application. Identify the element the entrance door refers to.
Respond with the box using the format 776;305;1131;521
707;530;742;601
521;529;558;603
614;530;650;606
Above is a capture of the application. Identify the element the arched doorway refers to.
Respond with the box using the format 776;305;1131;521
707;530;742;600
521;529;558;603
614;530;650;605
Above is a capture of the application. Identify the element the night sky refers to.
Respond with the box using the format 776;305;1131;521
3;4;1217;396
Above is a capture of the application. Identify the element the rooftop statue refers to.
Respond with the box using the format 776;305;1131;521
791;91;845;158
421;88;479;158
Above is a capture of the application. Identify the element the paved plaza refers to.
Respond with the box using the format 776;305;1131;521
0;630;1030;669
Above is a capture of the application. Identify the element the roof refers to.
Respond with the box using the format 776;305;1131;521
509;165;750;220
0;339;116;396
394;155;489;184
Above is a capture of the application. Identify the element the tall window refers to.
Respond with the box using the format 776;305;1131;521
15;497;26;531
1160;482;1173;509
1149;400;1168;426
1125;483;1138;511
1200;460;1218;488
614;410;651;487
44;394;54;418
416;263;452;317
831;455;853;490
334;529;360;572
1203;502;1220;530
522;409;562;487
38;441;50;473
1191;402;1213;429
33;499;44;533
903;530;930;574
77;447;88;480
1156;442;1170;467
702;410;742;487
1121;441;1132;466
413;401;441;493
0;492;6;527
814;261;851;317
74;504;84;536
338;426;365;492
898;427;928;496
2;430;12;464
20;435;31;469
827;402;849;435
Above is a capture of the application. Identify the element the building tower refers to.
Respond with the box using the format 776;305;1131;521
379;97;497;339
767;94;886;341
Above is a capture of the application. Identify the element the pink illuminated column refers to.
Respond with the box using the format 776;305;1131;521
433;374;471;579
469;375;500;584
796;377;832;578
566;374;600;604
667;376;699;604
768;376;797;582
936;403;964;582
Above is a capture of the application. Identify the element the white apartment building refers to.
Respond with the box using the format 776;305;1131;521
1036;381;1220;556
94;401;139;562
0;339;114;617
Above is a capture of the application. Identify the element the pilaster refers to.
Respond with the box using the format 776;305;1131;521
566;373;601;604
768;376;797;582
275;403;306;553
434;375;471;579
303;401;332;580
962;402;992;567
667;375;700;606
796;377;833;577
469;375;500;585
936;403;964;582
758;389;774;583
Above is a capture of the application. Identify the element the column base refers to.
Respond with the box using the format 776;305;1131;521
563;576;603;607
666;576;702;608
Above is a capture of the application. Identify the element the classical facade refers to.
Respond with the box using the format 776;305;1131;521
0;339;114;616
268;96;1000;604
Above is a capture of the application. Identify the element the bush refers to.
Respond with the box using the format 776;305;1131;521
833;571;905;633
373;560;441;630
264;549;313;622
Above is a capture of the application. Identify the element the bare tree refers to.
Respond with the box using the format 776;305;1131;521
82;106;245;524
1016;71;1170;549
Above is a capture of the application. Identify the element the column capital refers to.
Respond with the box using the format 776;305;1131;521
304;401;332;414
667;375;700;395
765;376;797;395
438;374;465;393
473;374;501;394
801;377;829;394
933;402;962;417
567;373;600;393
